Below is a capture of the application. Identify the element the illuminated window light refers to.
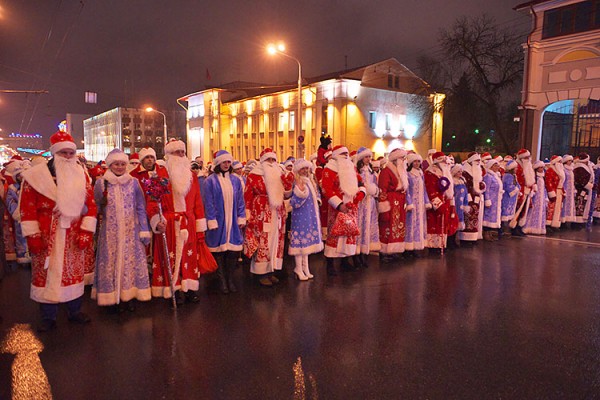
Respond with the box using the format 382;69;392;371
372;139;387;157
346;81;360;99
282;93;290;110
405;124;417;139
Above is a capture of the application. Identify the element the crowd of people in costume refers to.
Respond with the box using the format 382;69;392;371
1;131;599;332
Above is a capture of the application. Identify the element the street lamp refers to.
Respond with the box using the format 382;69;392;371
145;107;167;145
267;42;303;158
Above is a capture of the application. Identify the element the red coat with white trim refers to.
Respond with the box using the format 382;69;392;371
20;162;97;303
321;161;365;257
146;168;207;297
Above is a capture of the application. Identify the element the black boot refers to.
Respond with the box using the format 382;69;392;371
225;261;237;293
360;254;369;268
341;257;356;272
216;266;229;294
326;257;337;276
353;255;363;268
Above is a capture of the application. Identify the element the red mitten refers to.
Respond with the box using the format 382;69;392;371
354;191;365;204
196;231;205;246
77;231;94;250
27;234;44;254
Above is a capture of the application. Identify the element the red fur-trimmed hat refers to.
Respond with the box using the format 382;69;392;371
49;131;76;155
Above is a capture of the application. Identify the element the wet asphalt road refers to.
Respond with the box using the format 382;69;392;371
1;227;600;399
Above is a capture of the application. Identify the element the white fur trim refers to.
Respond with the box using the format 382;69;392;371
49;140;76;155
106;151;129;166
164;140;186;154
80;216;97;233
328;196;343;210
139;147;157;161
332;146;349;158
214;152;233;167
150;214;166;233
21;220;41;237
196;218;207;232
207;219;219;230
180;228;189;243
260;152;277;163
378;200;391;213
293;185;309;199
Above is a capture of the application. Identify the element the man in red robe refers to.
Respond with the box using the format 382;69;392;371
321;145;365;275
545;155;565;230
147;140;207;304
513;148;537;235
377;148;408;263
424;151;458;251
459;152;485;242
573;153;595;226
243;148;293;286
315;149;332;239
20;131;97;331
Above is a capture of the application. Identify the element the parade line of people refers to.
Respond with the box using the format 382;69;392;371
1;131;599;332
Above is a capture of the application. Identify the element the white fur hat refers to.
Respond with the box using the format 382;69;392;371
293;159;312;174
139;147;157;161
407;153;422;165
164;139;186;155
105;148;129;166
388;148;407;162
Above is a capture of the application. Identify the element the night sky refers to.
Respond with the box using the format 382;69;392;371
0;0;529;144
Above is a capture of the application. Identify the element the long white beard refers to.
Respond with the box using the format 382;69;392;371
166;155;192;197
552;163;565;186
391;160;409;191
439;162;454;199
262;162;284;207
465;161;483;194
54;156;87;218
336;157;359;197
563;163;573;171
520;159;535;187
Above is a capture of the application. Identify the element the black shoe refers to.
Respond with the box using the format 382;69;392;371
216;267;230;294
341;257;357;271
126;301;136;312
68;312;91;324
185;291;200;303
380;254;394;264
37;319;56;332
326;259;338;276
175;291;185;305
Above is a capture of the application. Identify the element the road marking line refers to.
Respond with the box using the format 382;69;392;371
526;236;600;248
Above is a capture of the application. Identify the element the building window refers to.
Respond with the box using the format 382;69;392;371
387;74;393;88
321;105;328;135
290;111;295;131
394;76;400;89
542;1;599;39
385;113;392;131
369;111;377;129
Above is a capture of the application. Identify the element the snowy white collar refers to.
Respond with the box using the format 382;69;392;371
103;170;133;185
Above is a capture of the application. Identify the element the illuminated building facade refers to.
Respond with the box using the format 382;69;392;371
180;58;444;162
83;107;185;162
3;133;44;151
515;0;600;159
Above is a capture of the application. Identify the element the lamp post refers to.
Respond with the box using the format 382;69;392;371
267;43;302;158
145;107;167;145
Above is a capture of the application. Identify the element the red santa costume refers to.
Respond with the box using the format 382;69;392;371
573;153;595;224
459;152;486;241
243;148;293;281
20;131;97;327
147;140;207;298
315;149;332;238
545;155;565;228
377;148;408;256
424;152;458;249
321;145;366;260
513;149;537;229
